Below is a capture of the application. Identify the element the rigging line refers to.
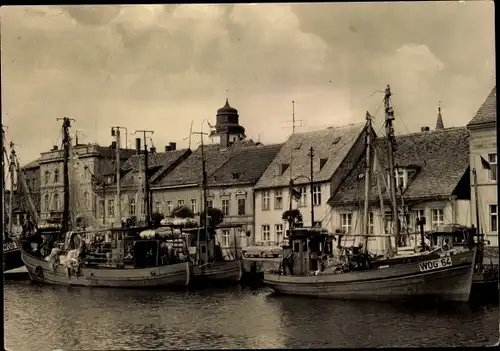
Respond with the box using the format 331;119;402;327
388;97;411;135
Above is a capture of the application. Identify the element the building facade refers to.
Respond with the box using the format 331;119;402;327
467;86;497;246
253;123;369;246
328;123;471;255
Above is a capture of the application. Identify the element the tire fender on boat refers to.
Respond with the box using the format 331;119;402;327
34;265;44;280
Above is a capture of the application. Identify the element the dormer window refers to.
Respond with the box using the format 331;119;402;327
294;143;303;150
232;172;240;180
276;163;289;175
332;137;341;145
320;158;328;170
389;168;416;191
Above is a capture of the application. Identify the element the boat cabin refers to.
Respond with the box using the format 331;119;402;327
281;227;336;276
427;224;477;250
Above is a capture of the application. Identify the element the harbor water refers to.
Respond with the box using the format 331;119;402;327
4;280;499;350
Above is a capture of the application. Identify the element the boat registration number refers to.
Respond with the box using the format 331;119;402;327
3;241;19;253
419;257;452;272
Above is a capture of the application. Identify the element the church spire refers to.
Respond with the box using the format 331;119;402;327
436;101;444;130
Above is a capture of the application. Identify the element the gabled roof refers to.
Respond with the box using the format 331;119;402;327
467;86;496;127
208;144;284;186
254;123;367;189
21;158;41;170
329;127;470;205
151;139;258;188
119;149;191;188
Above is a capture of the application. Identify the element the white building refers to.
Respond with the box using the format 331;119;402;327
253;123;368;245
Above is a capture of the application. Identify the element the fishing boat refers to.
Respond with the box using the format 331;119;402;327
19;117;192;287
186;128;243;286
263;85;478;302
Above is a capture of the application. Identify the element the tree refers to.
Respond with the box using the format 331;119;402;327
200;207;224;228
171;205;194;219
282;209;303;228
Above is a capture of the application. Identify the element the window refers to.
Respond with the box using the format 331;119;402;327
340;213;352;234
313;186;322;206
297;187;307;207
53;193;60;212
83;192;89;209
368;212;374;235
431;208;444;229
261;225;271;242
44;171;50;185
99;200;105;217
177;200;184;208
275;224;283;243
166;201;173;215
395;169;405;190
129;199;136;216
44;194;50;212
488;153;497;181
189;199;197;214
490;205;498;232
54;169;59;184
207;199;213;209
384;212;394;234
274;189;283;209
414;209;425;231
155;202;162;214
237;198;246;216
108;199;115;217
221;199;230;216
262;191;270;210
222;229;231;247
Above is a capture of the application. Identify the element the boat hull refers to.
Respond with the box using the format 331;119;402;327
263;248;476;302
192;260;242;286
20;247;192;288
3;240;23;273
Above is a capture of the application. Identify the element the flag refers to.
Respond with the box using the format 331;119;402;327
480;156;491;170
291;188;302;201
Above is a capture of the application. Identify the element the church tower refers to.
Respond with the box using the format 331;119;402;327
435;102;444;130
209;99;246;147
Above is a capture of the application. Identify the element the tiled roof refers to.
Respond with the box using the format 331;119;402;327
254;123;367;189
208;144;284;186
329;127;470;205
21;158;41;170
119;149;191;187
152;139;257;187
467;86;496;127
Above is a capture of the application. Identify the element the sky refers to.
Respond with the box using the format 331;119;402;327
0;2;496;166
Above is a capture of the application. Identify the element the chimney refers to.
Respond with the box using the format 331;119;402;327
169;142;176;151
421;126;430;132
150;146;156;154
165;145;172;152
135;138;141;152
111;141;117;149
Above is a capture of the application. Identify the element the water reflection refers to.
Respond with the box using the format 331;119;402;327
4;282;498;350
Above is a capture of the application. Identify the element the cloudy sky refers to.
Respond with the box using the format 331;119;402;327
1;2;495;165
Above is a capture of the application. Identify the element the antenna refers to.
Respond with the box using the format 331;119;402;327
281;100;303;133
189;120;194;150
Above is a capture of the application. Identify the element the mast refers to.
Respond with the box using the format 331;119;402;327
135;130;154;227
362;112;373;253
111;127;123;226
289;101;295;213
193;129;209;264
308;147;315;227
8;144;15;235
384;85;400;253
57;117;74;234
1;127;6;235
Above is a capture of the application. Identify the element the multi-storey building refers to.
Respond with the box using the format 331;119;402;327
150;100;281;252
253;123;368;245
467;86;497;246
328;113;471;254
